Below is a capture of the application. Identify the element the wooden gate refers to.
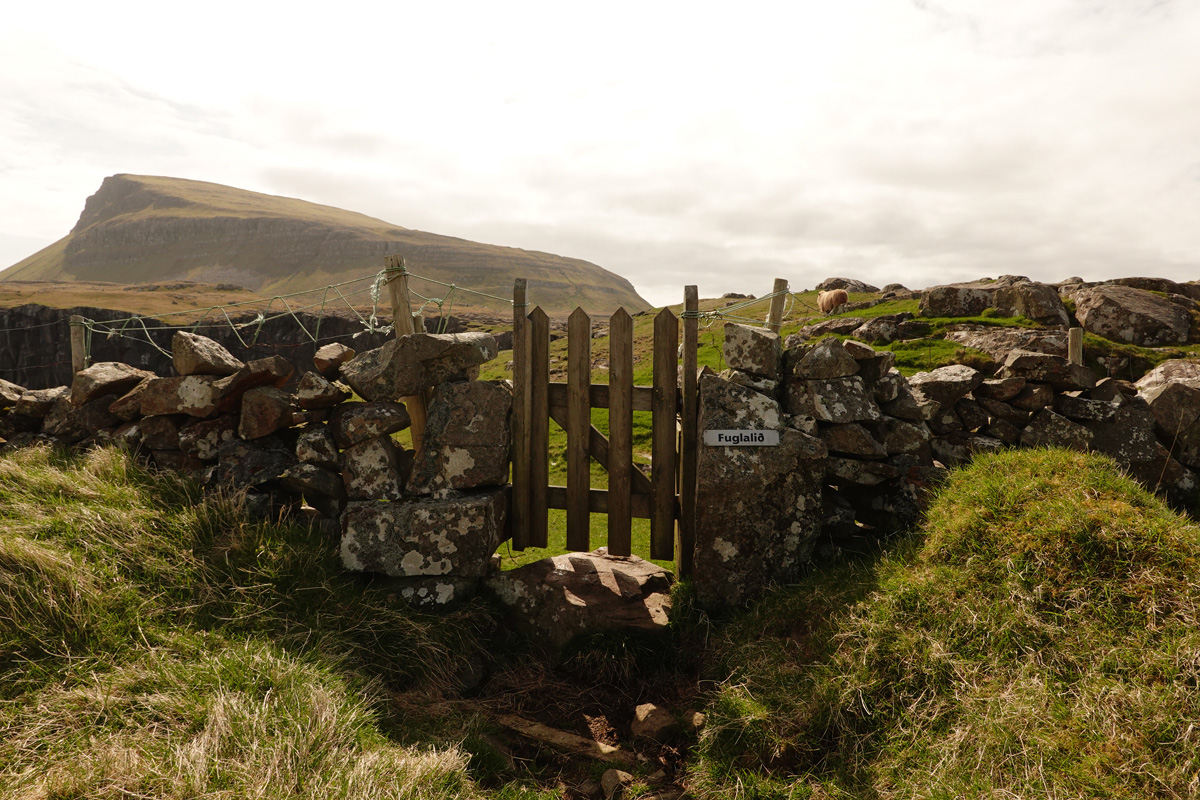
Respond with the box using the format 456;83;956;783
509;281;699;576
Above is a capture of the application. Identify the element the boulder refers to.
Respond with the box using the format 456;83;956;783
179;415;238;461
695;374;826;608
341;490;507;577
313;342;356;379
214;356;295;413
70;362;154;406
329;401;411;448
1135;359;1200;391
1074;284;1191;347
786;376;882;423
943;327;1067;360
340;332;497;402
407;381;512;496
791;337;859;380
296;424;341;469
217;433;298;490
816;277;879;293
907;365;984;409
126;375;224;418
294;371;350;409
919;281;999;317
171;331;243;376
15;386;68;418
484;549;672;649
238;386;295;440
793;317;865;339
341;435;410;500
992;281;1070;326
722;322;781;380
851;317;900;344
998;349;1096;391
819;423;887;458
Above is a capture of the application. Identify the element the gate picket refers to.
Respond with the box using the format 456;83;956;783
607;308;634;556
566;308;592;551
651;308;679;561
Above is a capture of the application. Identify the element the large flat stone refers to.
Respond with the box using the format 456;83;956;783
408;380;512;496
340;332;497;402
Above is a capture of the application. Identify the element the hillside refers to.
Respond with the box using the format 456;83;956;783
0;174;650;314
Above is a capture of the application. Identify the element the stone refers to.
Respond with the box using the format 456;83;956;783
927;408;964;435
983;418;1023;445
1010;383;1055;411
820;423;887;458
238;386;295;440
386;576;479;609
1136;360;1200;391
0;378;22;410
15;386;68;418
70;362;154;406
329;401;411;448
341;435;410;500
126;375;224;419
722;322;781;380
718;369;777;396
683;710;707;735
296;424;341;469
955;398;989;431
171;331;243;376
179;415;238;461
408;381;512;496
851;348;896;383
785;376;881;423
872;369;904;404
791;337;859;380
601;769;634;800
695;374;826;608
794;317;866;339
1075;284;1191;347
992;281;1070;326
214;356;295;413
279;463;347;500
151;449;204;472
974;376;1026;402
907;365;984;409
918;281;1000;317
944;327;1067;361
217;433;298;490
930;432;1004;467
1088;378;1138;402
341;490;507;577
826;457;903;486
976;396;1029;425
294;371;350;409
998;349;1096;391
44;395;120;443
882;381;937;421
485;549;671;649
1052;394;1119;424
340;332;497;402
878;418;932;455
852;317;900;344
1020;409;1093;451
313;342;356;379
138;414;184;450
631;703;680;742
817;277;879;293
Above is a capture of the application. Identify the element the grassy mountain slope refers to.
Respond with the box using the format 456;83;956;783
0;175;649;314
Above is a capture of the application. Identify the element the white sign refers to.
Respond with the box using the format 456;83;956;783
703;430;781;447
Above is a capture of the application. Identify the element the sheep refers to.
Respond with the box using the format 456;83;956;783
817;289;849;315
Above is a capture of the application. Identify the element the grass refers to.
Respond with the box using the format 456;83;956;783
690;448;1200;797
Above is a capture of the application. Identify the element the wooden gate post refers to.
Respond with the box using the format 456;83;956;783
511;279;530;550
69;315;87;374
1068;327;1084;366
766;277;789;333
677;286;699;577
385;255;428;454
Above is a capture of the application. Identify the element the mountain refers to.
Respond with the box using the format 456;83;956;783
0;175;650;314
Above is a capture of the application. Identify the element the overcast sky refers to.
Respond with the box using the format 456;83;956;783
2;0;1198;306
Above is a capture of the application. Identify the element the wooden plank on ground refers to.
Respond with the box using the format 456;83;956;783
529;307;551;549
678;285;699;577
497;715;636;766
566;308;592;551
607;308;634;556
651;308;679;561
510;279;529;550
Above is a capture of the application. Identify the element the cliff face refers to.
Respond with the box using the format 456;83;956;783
2;175;650;314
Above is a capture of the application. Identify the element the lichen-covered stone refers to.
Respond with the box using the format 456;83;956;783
1075;284;1191;347
294;371;350;409
878;418;932;455
172;331;243;376
279;463;347;500
998;349;1096;391
341;435;410;500
15;386;68;418
238;386;295;440
955;398;989;431
791;337;859;380
217;432;298;490
408;381;512;496
1010;382;1055;411
214;356;295;413
313;342;356;380
1052;394;1119;424
974;376;1026;402
340;332;497;402
819;423;887;458
484;549;671;649
329;401;411;448
44;395;120;443
930;431;1004;467
718;368;778;396
296;424;340;469
125;375;224;419
907;365;984;409
70;362;154;406
695;374;826;609
722;322;781;380
179;415;238;461
341;489;507;578
138;415;185;450
1020;409;1093;451
785;376;881;423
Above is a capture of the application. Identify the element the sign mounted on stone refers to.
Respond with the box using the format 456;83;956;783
702;429;781;446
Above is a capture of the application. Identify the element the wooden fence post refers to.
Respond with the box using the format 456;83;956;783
385;255;428;455
529;307;551;548
1068;327;1083;366
608;308;634;557
511;279;530;550
566;308;592;551
651;308;679;561
69;315;87;374
766;277;789;333
677;286;699;577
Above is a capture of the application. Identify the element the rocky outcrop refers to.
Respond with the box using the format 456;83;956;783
1074;284;1192;347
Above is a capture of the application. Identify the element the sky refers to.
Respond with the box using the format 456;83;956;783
2;0;1198;307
